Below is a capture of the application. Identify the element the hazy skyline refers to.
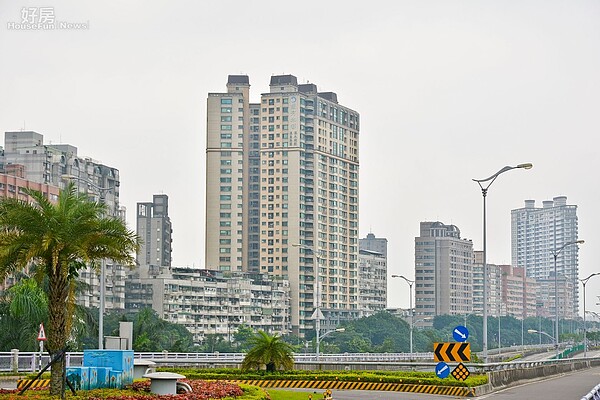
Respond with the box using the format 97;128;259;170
1;1;599;311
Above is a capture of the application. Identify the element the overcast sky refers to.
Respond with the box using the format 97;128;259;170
1;1;599;311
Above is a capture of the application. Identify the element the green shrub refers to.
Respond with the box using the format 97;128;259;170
158;367;488;387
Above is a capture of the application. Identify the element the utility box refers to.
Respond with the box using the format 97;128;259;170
83;350;134;387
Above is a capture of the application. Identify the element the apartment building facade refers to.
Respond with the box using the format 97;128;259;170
358;249;387;317
511;197;580;318
125;267;291;343
206;75;360;336
2;130;126;309
136;194;173;268
414;221;473;327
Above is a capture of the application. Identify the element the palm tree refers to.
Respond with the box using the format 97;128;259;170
0;184;139;396
241;331;295;372
0;278;48;351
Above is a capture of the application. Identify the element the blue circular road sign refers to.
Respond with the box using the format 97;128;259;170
453;325;469;342
435;361;450;378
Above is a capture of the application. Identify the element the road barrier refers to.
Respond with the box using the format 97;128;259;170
228;379;476;397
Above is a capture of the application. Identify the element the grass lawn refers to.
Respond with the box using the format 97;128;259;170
268;389;325;400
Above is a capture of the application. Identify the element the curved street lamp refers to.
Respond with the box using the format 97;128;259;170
528;329;556;343
580;272;599;358
391;275;414;360
316;328;345;359
473;163;532;363
550;240;584;354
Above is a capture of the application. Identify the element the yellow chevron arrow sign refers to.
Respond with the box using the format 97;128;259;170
433;342;471;362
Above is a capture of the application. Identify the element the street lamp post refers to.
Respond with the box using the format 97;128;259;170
463;313;473;330
392;275;414;360
62;174;113;349
528;329;555;343
473;163;532;363
316;328;345;359
292;243;322;361
550;240;584;355
580;272;599;358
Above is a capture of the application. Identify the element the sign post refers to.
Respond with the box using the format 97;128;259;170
37;323;47;372
433;325;471;380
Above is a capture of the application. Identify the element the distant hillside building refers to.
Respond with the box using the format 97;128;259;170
414;221;473;327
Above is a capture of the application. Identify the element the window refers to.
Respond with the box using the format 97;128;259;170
221;116;232;122
221;98;232;104
221;107;232;113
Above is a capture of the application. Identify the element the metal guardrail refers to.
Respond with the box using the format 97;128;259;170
1;349;595;373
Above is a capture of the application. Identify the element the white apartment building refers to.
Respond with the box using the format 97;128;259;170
206;75;360;337
2;131;126;309
125;267;291;343
358;249;387;317
511;197;580;318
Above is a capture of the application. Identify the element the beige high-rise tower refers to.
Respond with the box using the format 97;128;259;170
206;75;360;336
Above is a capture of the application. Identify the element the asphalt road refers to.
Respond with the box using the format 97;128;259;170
474;366;600;399
287;366;600;399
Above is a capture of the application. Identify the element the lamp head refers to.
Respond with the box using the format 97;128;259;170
577;240;585;244
527;329;538;334
336;328;346;333
517;163;533;170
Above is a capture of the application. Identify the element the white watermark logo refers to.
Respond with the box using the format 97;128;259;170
7;7;89;30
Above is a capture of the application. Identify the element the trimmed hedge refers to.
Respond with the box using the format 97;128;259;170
159;368;488;388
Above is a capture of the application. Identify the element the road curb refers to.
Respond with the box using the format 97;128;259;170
229;379;476;397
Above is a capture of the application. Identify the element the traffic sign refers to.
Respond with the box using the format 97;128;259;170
453;325;469;342
37;323;47;341
435;362;450;378
451;363;470;381
433;342;470;362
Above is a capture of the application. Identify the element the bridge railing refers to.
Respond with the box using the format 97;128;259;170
2;350;597;374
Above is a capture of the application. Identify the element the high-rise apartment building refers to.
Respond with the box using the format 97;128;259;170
472;251;502;318
414;221;473;327
500;265;537;319
136;194;172;268
206;75;360;336
358;232;387;317
358;249;387;317
2;131;126;309
511;197;580;318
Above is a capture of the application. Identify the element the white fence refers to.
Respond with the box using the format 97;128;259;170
0;351;434;373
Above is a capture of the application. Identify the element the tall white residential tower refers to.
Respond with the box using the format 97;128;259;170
206;75;360;336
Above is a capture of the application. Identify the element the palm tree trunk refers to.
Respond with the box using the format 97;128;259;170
47;268;69;397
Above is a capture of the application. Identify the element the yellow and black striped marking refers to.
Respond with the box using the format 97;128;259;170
17;379;51;389
228;379;475;397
